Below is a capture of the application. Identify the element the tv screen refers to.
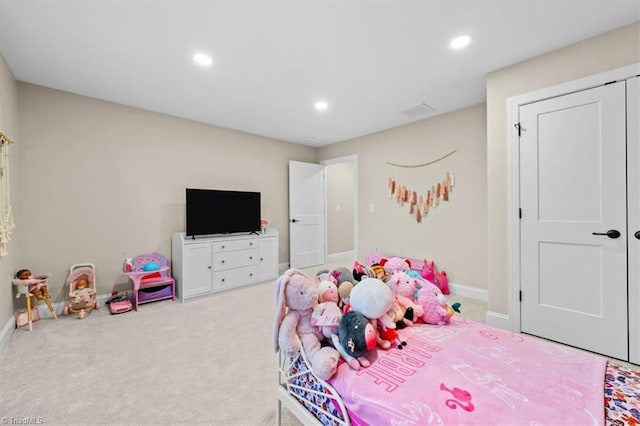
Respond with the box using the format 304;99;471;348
186;188;261;237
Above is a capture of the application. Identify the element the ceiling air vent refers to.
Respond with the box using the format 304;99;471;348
401;102;436;118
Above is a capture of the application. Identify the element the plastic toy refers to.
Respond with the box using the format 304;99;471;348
106;292;132;314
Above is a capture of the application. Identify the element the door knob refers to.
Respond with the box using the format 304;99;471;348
290;218;300;223
635;231;640;240
592;229;621;239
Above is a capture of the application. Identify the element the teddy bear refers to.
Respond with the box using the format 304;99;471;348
415;279;453;325
274;268;339;380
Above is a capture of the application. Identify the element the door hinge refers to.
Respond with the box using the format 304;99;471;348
519;290;522;302
514;122;522;137
519;208;522;219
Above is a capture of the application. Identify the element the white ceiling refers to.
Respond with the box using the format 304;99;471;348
1;1;638;147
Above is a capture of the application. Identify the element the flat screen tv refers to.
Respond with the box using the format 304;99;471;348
186;188;261;237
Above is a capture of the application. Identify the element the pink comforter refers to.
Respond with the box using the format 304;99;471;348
329;318;607;425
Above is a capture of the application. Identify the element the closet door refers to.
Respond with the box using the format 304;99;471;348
628;76;640;365
519;81;628;360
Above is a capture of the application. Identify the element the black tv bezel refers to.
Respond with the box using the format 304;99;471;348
185;188;261;237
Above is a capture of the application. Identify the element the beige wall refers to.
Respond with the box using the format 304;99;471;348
326;161;354;254
16;83;316;299
0;54;19;331
319;103;488;290
487;21;640;315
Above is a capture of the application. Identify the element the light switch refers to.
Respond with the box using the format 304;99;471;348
369;203;375;212
336;204;341;212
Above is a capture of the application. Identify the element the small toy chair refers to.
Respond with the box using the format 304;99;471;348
124;252;176;310
12;274;57;331
64;264;99;319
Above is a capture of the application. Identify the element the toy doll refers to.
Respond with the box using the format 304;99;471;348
311;280;343;339
71;274;95;310
15;269;50;300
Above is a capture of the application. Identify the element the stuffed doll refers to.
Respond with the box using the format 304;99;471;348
311;280;342;339
315;270;338;286
337;280;354;312
387;271;424;327
331;310;377;370
415;280;453;325
349;277;395;352
274;269;339;380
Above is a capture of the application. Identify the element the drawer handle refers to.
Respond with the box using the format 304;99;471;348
221;260;225;264
208;265;212;269
249;256;253;260
221;278;225;282
260;257;263;261
249;242;253;246
221;245;225;249
249;273;253;277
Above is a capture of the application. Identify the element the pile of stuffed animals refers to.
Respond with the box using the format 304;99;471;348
273;256;461;381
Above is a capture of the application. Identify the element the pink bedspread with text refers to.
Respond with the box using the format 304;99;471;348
329;318;607;425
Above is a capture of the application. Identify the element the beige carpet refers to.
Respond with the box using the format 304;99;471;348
0;266;487;426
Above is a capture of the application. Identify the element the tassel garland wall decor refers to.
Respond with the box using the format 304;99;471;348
386;149;457;224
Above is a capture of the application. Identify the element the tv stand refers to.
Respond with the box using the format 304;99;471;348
171;229;279;301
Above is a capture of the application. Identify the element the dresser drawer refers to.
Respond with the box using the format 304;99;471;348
213;266;258;290
213;238;258;253
213;249;258;271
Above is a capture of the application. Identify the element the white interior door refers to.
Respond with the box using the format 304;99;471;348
288;161;325;269
519;81;628;360
628;76;640;365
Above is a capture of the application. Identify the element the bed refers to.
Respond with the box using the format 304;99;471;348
277;316;640;425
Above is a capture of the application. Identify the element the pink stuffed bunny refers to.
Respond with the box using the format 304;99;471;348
274;269;339;380
415;280;452;325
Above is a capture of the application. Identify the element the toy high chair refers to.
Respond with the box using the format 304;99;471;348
12;273;58;331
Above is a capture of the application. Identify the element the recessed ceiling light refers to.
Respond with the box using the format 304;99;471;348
314;101;328;111
450;35;471;50
193;53;212;66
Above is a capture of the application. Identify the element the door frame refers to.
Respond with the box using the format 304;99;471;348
506;63;640;335
320;154;358;262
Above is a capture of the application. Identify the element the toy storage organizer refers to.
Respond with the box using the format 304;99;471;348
124;253;176;310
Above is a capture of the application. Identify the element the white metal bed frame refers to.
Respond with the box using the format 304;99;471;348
276;339;350;426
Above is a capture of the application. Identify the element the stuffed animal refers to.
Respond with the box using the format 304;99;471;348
415;280;453;325
349;277;395;351
387;271;424;327
311;280;343;339
274;269;339;380
421;260;436;282
331;310;377;370
434;270;450;295
352;260;373;282
380;257;412;275
331;266;354;286
422;259;451;295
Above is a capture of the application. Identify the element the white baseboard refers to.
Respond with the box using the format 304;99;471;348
278;263;289;273
486;311;511;331
327;251;356;263
0;293;118;351
448;282;488;302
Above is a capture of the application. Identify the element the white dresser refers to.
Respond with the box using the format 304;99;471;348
171;229;279;301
